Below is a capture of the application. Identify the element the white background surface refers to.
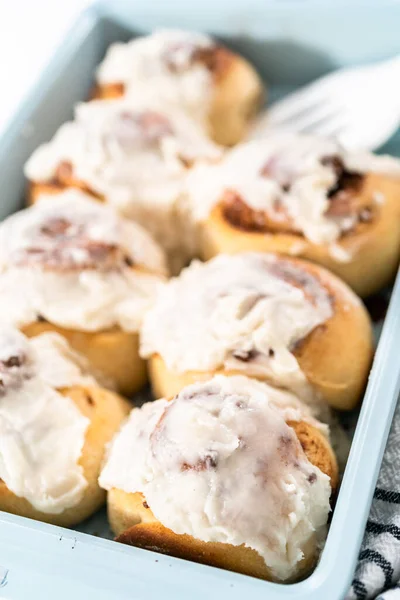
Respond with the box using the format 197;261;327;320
0;0;89;134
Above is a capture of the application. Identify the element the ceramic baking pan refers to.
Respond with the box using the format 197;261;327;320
0;2;399;598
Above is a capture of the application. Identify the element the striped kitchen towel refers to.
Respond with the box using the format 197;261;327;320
347;395;400;600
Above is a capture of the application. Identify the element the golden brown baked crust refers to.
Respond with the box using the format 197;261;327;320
108;418;336;581
147;256;373;410
90;82;125;100
0;385;130;527
23;321;147;397
91;49;264;147
27;166;104;206
207;53;264;146
199;173;400;297
289;420;338;489
116;520;304;581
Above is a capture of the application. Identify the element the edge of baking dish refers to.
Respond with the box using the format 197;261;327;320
0;2;399;598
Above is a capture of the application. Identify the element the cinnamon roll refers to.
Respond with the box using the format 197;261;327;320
0;327;129;526
25;98;222;272
92;29;264;146
99;375;338;581
188;133;400;296
140;253;373;410
0;189;167;396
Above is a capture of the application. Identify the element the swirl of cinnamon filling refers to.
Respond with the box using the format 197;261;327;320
11;216;129;272
0;332;32;395
0;190;167;332
222;154;370;235
2;190;166;275
188;134;396;254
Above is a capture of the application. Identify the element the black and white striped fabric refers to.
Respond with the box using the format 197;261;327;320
347;397;400;599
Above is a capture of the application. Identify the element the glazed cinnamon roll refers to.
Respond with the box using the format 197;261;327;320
0;189;167;396
188;133;400;296
0;327;129;527
140;253;373;410
99;375;338;581
92;29;264;146
25;98;222;272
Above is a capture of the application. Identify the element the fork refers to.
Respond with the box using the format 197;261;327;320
250;54;400;151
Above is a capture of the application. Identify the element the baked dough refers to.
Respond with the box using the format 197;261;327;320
23;322;146;398
200;173;400;297
0;385;130;527
187;135;400;297
28;170;99;205
142;254;373;410
24;99;222;272
0;190;167;396
92;30;263;146
108;418;337;581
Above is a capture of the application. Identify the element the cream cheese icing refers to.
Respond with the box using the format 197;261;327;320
140;253;333;401
24;98;222;269
99;375;332;580
29;332;97;389
0;190;167;332
95;29;217;123
0;328;93;513
187;133;400;260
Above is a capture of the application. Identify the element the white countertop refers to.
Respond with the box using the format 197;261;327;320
0;0;89;135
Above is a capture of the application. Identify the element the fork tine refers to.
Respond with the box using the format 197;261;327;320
267;83;328;126
273;102;340;134
311;115;348;138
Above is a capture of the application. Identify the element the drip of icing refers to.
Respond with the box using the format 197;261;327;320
0;328;92;513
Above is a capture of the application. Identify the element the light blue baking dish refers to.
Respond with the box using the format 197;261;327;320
0;1;400;598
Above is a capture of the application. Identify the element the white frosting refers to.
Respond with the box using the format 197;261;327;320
25;98;221;268
100;375;332;580
0;328;92;513
96;29;217;123
140;253;333;401
0;190;167;332
187;133;398;259
29;333;97;389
